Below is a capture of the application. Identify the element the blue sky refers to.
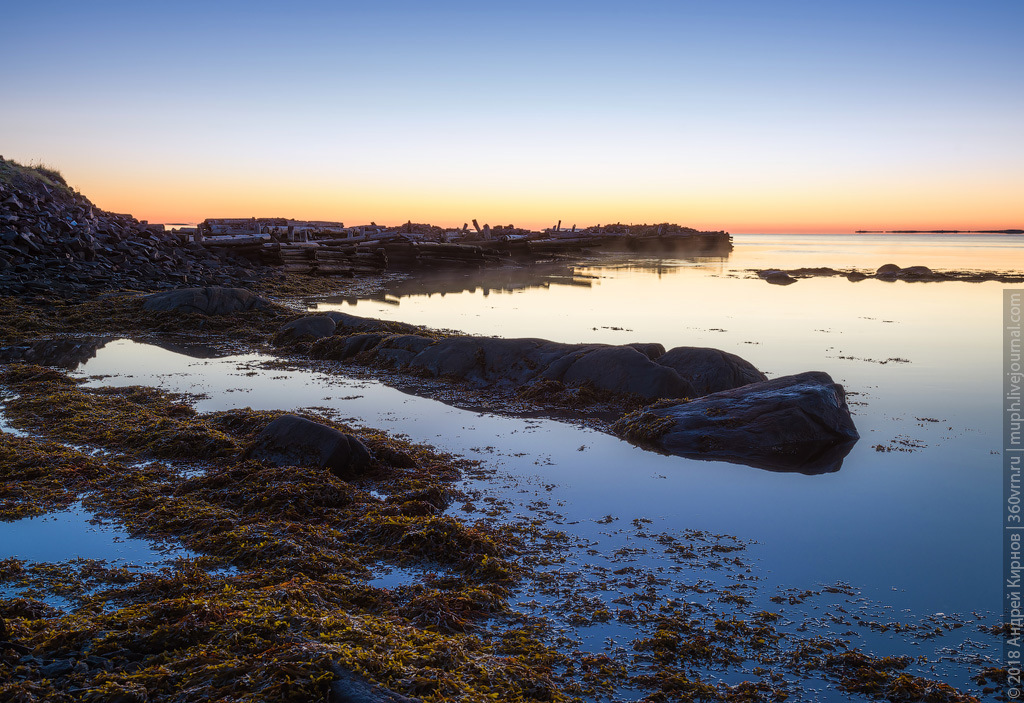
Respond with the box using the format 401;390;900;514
4;1;1022;230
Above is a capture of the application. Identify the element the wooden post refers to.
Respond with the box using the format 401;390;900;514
571;224;576;233
472;219;481;233
286;225;295;243
482;224;491;240
556;220;561;232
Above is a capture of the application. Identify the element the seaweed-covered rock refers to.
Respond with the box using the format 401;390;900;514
275;315;337;344
142;287;272;315
245;415;371;478
614;372;859;473
655;346;766;395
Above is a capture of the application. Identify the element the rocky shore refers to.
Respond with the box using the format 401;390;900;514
0;159;275;298
0;162;990;703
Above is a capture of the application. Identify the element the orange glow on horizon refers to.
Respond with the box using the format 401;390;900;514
66;162;1023;236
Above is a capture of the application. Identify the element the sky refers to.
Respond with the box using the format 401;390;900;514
3;0;1022;233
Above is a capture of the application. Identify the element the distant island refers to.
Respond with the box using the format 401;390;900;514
855;229;1023;234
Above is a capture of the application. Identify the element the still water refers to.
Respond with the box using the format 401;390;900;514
304;234;1017;617
2;234;1019;696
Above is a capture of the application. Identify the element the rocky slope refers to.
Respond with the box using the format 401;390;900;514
0;158;270;297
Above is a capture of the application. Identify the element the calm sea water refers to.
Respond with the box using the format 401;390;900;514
3;233;1020;697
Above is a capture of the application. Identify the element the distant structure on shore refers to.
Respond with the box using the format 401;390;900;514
172;217;733;275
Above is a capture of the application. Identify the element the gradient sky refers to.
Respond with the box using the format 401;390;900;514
4;1;1022;232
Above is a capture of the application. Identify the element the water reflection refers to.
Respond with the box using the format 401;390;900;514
0;337;110;368
677;436;858;475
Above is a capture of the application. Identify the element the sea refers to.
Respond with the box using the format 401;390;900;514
2;232;1020;699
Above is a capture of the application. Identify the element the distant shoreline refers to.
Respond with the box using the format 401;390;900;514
854;229;1023;234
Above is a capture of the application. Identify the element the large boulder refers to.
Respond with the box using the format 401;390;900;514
245;415;371;479
614;372;859;473
559;346;695;400
142;287;272;315
275;315;337;344
407;337;568;386
655;346;766;395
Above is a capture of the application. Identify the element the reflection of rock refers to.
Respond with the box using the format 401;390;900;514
0;337;109;369
614;372;859;474
142;287;273;315
245;415;372;479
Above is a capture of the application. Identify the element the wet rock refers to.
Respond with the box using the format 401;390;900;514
329;664;421;703
898;265;939;279
40;658;74;678
323;311;420;335
142;287;272;315
311;333;387;360
655;346;767;395
372;334;437;367
275;315;337;344
614;372;859;474
626;342;667;360
759;270;797;285
846;271;868;282
408;336;562;386
876;263;901;277
246;415;372;479
559;346;695;400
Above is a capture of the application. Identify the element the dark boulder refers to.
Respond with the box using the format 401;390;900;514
759;270;797;285
322;311;420;335
245;415;371;479
655;346;766;395
898;265;941;279
275;315;337;344
407;337;566;386
614;372;859;474
626;342;667;360
846;271;868;282
329;664;421;703
559;346;695;400
876;263;901;277
142;287;272;315
311;333;387;360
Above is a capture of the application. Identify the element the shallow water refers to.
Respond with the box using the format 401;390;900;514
1;233;1017;697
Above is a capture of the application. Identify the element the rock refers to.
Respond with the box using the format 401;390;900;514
275;315;337;344
898;265;936;279
329;664;421;703
311;333;387;360
614;372;859;474
759;270;797;285
40;658;74;678
876;263;901;276
246;415;372;479
142;287;273;315
846;271;868;282
655;346;767;395
626;342;667;360
560;346;694;400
